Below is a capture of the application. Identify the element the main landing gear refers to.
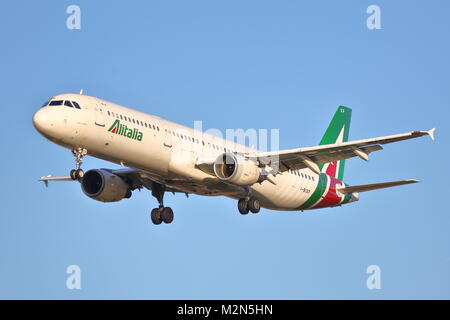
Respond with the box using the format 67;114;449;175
70;148;87;181
150;183;174;225
238;197;261;215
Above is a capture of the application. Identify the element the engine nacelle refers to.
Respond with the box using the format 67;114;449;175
213;153;260;186
81;169;129;202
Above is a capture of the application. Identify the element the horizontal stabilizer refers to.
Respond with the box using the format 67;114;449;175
337;179;420;193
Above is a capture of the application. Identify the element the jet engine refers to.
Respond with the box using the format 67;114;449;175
81;169;130;202
213;153;261;186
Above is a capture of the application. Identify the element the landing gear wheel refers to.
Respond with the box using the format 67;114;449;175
248;197;261;214
75;169;84;180
150;183;175;225
238;199;249;215
70;169;77;180
70;169;84;180
161;207;174;224
70;148;87;181
150;208;162;225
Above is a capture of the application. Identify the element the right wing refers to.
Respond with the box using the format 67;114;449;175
249;128;435;174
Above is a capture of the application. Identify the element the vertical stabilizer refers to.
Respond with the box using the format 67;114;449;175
318;106;352;180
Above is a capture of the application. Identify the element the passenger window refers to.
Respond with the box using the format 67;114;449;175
107;111;111;116
72;101;81;109
49;100;63;106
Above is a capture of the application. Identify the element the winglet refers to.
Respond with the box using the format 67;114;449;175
427;128;436;141
39;175;51;187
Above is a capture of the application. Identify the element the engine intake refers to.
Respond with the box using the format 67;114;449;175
213;153;260;186
81;169;129;202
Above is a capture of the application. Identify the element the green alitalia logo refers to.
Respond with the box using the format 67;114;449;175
108;120;143;141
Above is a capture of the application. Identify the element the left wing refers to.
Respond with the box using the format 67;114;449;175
39;175;73;187
39;169;185;194
250;128;435;174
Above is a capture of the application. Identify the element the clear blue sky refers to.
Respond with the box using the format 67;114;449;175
0;0;449;299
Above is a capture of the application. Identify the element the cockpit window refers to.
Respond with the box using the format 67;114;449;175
72;101;81;109
64;100;74;107
49;100;63;106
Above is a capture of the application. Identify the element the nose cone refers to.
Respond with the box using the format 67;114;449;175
32;108;51;134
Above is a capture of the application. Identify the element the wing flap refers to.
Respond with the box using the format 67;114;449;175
337;179;420;193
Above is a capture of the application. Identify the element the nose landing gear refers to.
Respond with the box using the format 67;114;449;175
70;148;87;181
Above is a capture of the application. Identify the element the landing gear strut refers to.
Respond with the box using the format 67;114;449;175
238;197;261;214
70;148;87;181
150;183;174;225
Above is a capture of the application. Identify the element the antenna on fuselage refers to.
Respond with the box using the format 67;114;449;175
79;89;83;95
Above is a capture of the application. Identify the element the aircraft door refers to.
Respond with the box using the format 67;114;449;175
94;103;106;127
164;128;172;148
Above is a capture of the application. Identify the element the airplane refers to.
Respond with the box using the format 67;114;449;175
32;93;435;225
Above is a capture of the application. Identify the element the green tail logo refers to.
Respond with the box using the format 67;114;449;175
318;106;352;180
108;120;143;142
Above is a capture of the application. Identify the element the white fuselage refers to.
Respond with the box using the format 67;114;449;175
33;93;348;211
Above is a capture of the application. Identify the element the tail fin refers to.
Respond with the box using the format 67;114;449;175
318;106;352;181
